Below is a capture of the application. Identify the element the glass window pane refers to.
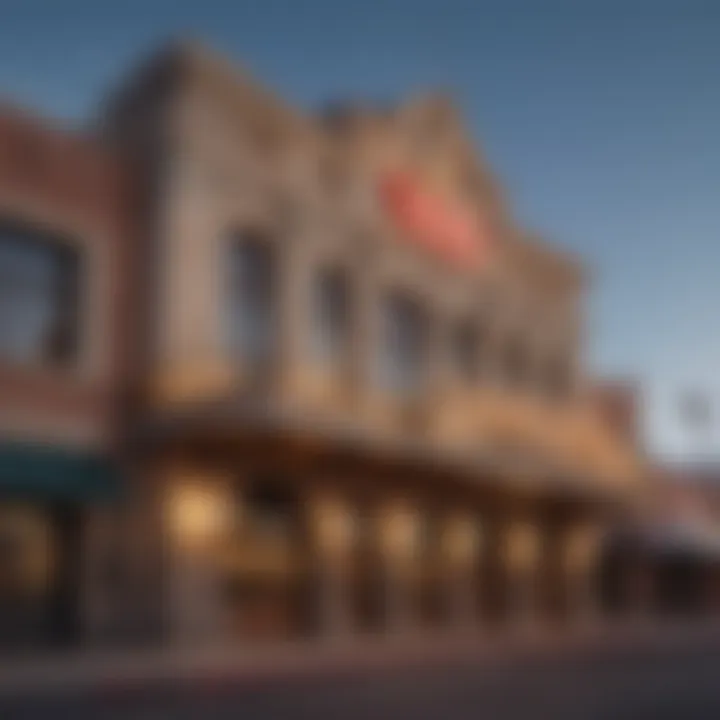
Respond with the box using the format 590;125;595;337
0;223;80;366
378;291;428;395
312;267;350;364
229;234;276;363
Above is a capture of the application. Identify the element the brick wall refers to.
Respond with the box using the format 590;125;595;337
0;105;134;449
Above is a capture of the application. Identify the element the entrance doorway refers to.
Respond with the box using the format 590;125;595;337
0;503;82;653
222;477;311;641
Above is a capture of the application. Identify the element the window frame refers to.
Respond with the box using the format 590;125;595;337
226;229;278;366
376;288;430;397
0;218;84;370
310;263;352;368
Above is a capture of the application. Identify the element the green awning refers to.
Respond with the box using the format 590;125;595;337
0;442;121;503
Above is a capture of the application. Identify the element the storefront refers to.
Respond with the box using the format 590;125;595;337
0;442;118;652
221;477;313;641
163;460;318;644
94;40;649;648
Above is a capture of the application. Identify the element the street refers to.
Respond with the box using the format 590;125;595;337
2;633;720;719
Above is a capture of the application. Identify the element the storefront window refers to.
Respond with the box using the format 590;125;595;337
377;291;429;396
0;221;81;367
228;233;276;364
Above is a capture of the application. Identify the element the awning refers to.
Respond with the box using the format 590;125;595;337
0;441;121;503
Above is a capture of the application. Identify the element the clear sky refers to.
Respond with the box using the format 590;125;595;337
2;0;719;460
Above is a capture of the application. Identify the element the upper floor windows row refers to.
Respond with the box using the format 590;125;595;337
226;231;573;400
0;219;572;403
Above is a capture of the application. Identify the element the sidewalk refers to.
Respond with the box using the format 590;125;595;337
1;620;719;698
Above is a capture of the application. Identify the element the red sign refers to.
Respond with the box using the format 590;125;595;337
379;171;488;268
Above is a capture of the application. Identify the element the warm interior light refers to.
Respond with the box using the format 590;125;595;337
314;498;354;556
168;483;228;550
445;516;482;564
505;522;539;572
383;505;418;559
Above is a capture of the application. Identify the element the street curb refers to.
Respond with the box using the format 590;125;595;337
0;621;719;701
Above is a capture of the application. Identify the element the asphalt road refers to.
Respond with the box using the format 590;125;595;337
2;637;720;719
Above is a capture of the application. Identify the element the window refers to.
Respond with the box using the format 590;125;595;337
377;291;428;395
228;233;276;363
311;267;350;365
450;319;482;383
0;222;81;367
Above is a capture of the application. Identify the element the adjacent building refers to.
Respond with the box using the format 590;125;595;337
0;106;130;648
590;382;720;616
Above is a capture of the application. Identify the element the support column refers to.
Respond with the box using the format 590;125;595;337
81;506;122;645
562;524;603;626
443;514;482;628
378;502;419;634
620;551;656;620
311;496;355;638
503;520;541;630
164;468;234;647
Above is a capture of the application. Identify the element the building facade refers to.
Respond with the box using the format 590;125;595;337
0;41;649;652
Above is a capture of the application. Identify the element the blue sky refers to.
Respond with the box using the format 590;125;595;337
2;0;719;459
